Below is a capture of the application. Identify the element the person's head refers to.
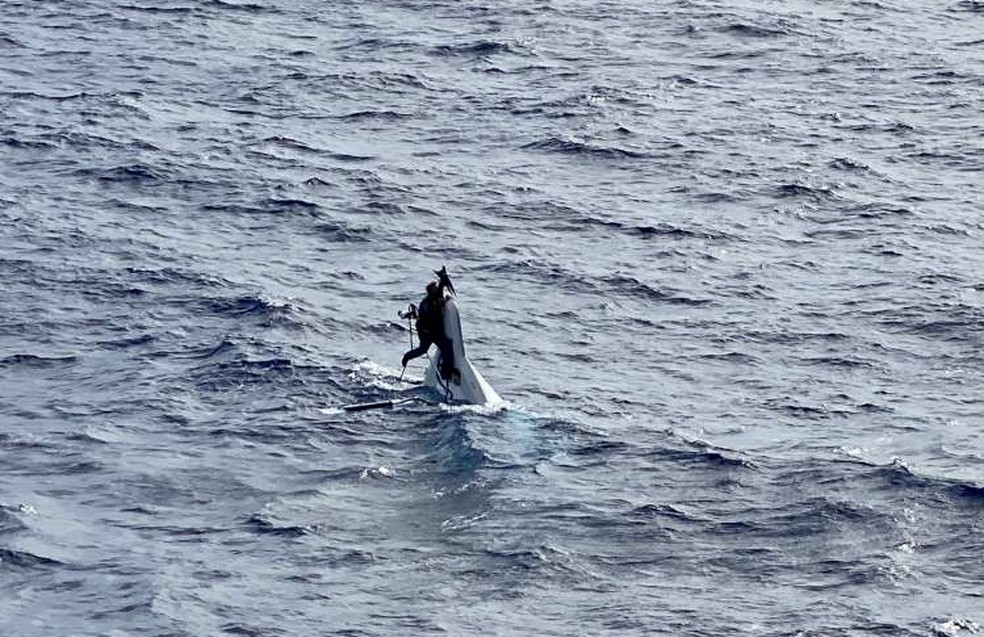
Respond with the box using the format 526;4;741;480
426;281;441;298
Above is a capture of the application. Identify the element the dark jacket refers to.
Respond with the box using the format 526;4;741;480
416;296;443;337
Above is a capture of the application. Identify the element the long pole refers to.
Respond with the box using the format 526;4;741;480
398;310;413;382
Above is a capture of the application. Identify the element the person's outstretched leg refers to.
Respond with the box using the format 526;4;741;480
402;335;434;367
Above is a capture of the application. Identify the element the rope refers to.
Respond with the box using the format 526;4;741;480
435;358;454;404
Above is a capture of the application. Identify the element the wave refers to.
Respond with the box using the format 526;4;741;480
40;129;156;151
648;444;753;469
868;459;984;503
518;86;640;114
720;23;792;38
96;333;156;349
431;40;529;57
562;432;752;473
0;34;25;48
3;90;88;102
802;355;876;369
125;0;280;15
0;507;27;534
328;151;376;162
207;0;273;13
706;49;769;60
243;512;309;538
259;135;321;153
775;183;838;200
828;156;874;173
421;416;493;476
697;351;761;364
332;37;418;54
82;163;169;184
60;459;106;474
189;295;304;328
202;296;278;317
479;545;582;577
783;457;984;515
566;439;636;461
299;466;382;483
118;4;195;14
522;137;650;160
1;135;57;150
598;273;713;306
0;548;63;569
189;354;315;392
708;495;889;545
848;202;912;219
477;260;712;306
203;197;321;215
171;337;238;361
627;503;702;523
0;353;78;368
934;619;982;637
264;197;320;213
0;432;50;449
361;201;407;215
954;0;984;11
123;266;230;289
525;205;730;242
868;303;982;341
313;222;372;242
337;110;413;121
843;121;915;135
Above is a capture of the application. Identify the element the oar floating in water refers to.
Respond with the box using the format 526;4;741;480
341;397;417;412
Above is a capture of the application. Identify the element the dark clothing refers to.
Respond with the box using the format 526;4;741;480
402;294;455;378
416;296;443;337
402;332;454;378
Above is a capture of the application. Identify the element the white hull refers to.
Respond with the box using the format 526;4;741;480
423;298;501;406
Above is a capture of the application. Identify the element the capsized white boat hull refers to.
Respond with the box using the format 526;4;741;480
424;297;501;406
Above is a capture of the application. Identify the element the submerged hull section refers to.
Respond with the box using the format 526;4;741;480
424;298;501;406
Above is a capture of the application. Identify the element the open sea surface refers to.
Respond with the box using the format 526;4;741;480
2;0;983;635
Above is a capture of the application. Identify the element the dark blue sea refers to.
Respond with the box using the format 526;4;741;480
2;0;983;635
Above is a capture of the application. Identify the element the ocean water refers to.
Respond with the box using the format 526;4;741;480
2;0;983;635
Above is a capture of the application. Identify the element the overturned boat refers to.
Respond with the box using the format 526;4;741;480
423;294;501;406
341;268;501;413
